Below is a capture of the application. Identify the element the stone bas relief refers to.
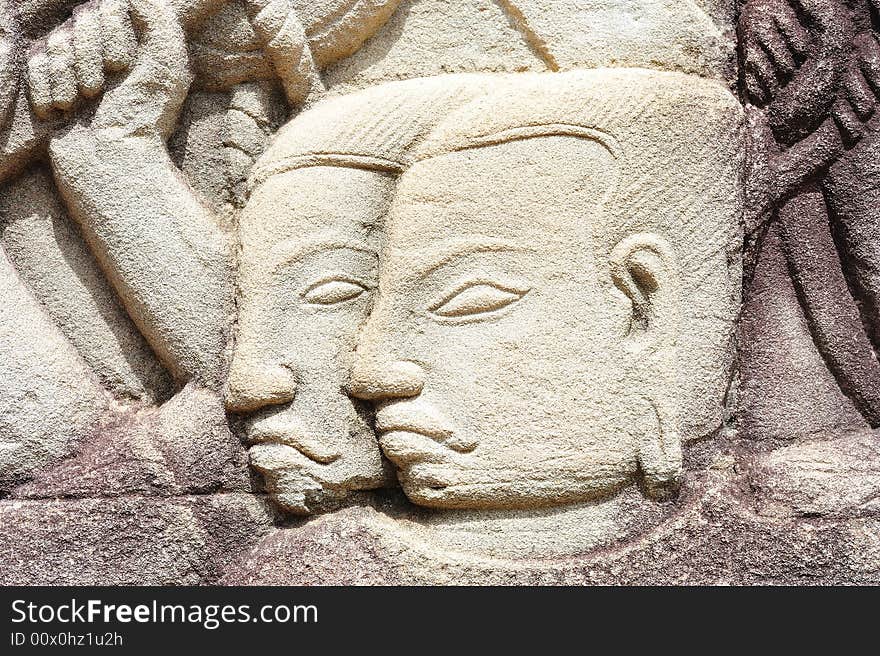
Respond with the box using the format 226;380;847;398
229;70;741;521
1;0;880;585
738;0;880;519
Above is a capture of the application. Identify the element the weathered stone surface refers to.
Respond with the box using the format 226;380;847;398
1;166;171;402
1;0;879;586
0;240;107;487
222;454;880;585
739;224;868;442
750;429;880;518
10;385;249;499
0;494;273;585
739;0;880;438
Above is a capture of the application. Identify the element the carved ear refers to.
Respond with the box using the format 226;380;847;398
610;233;682;498
610;233;679;341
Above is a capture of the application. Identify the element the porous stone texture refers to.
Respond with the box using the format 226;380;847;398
220;461;880;585
0;494;274;585
1;0;880;585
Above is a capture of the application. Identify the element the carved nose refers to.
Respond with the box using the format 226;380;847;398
225;361;297;414
348;358;426;401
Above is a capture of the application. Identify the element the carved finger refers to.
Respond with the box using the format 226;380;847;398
243;0;273;12
26;45;54;119
790;0;829;19
768;57;841;144
100;0;137;73
746;48;778;104
774;4;809;60
46;27;77;111
72;2;105;98
92;0;192;139
746;68;769;106
856;33;880;93
760;22;797;76
303;0;402;67
244;0;322;106
174;0;228;28
772;118;843;198
831;98;863;146
843;67;875;120
244;0;290;44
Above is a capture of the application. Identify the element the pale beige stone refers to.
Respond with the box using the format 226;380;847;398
0;0;760;579
500;0;733;77
348;68;742;509
324;0;549;93
226;68;742;514
1;168;171;401
294;0;403;68
19;0;740;517
230;75;506;513
45;1;237;390
0;243;107;485
232;164;394;513
325;0;737;95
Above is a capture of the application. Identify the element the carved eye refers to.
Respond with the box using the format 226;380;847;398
303;279;369;305
430;282;527;319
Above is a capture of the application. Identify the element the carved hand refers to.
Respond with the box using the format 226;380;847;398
28;0;191;137
740;0;880;222
47;0;234;389
740;0;809;108
26;0;324;120
824;30;880;175
741;0;856;145
239;0;321;106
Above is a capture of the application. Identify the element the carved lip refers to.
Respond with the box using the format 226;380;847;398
245;416;341;464
375;404;475;454
378;431;454;468
400;464;454;492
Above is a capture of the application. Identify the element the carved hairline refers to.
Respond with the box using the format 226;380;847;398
247;153;406;191
413;123;622;163
247;122;621;193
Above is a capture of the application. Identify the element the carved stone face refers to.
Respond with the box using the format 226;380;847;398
228;69;741;515
349;134;676;509
227;165;393;513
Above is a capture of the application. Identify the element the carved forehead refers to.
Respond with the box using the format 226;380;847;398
402;68;742;248
385;133;618;255
248;73;511;190
240;166;395;252
413;68;741;165
388;69;741;249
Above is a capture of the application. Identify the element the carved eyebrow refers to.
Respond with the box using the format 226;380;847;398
268;235;377;272
396;238;536;278
415;123;622;163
